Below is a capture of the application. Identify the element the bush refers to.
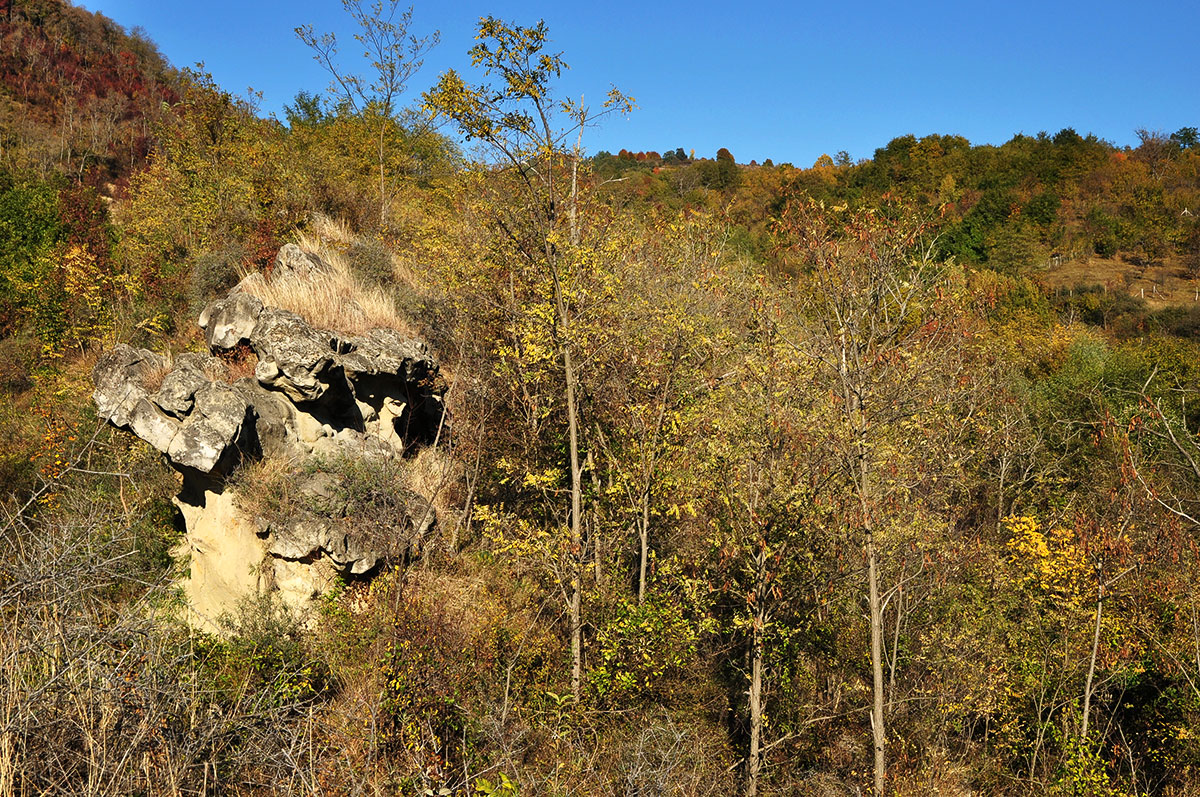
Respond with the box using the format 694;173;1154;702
347;236;394;286
189;243;246;307
208;594;333;708
0;335;38;393
1148;305;1200;339
588;593;699;706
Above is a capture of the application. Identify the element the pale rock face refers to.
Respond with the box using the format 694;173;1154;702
198;292;263;350
174;486;267;633
273;242;331;280
92;245;444;632
273;556;338;614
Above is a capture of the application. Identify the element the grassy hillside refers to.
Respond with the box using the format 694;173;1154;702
2;3;1200;795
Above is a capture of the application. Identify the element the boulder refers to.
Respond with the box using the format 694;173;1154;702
273;243;331;280
92;345;165;428
199;293;263;351
250;308;339;403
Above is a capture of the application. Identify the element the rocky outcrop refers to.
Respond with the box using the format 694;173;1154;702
93;246;444;632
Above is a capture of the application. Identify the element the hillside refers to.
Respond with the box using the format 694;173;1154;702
2;3;1200;796
0;0;178;182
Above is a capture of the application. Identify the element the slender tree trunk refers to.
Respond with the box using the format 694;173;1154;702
563;342;583;701
558;142;585;701
546;255;584;702
748;602;764;797
1081;571;1104;742
638;491;650;605
587;449;603;586
868;528;886;796
378;122;387;229
888;588;903;709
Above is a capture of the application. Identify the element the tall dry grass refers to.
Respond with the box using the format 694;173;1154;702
309;213;425;295
236;220;414;337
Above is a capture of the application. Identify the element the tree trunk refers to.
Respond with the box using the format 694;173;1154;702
378;121;387;229
638;491;650;605
564;342;583;701
587;449;603;587
1081;571;1104;742
747;601;764;797
554;142;586;702
868;530;886;797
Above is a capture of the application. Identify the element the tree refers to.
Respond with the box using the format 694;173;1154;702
699;289;831;797
425;17;632;701
1170;126;1198;150
774;198;974;796
296;1;439;228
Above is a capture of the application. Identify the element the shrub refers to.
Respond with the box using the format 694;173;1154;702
347;236;394;286
208;594;333;708
189;243;246;307
588;593;699;706
0;335;38;393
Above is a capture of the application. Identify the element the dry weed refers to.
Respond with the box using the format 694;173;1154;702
236;245;413;336
404;446;459;525
308;213;425;299
307;213;355;248
140;350;174;393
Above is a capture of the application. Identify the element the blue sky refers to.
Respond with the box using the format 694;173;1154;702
79;0;1199;166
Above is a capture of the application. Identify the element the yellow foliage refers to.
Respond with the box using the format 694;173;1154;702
1004;515;1090;605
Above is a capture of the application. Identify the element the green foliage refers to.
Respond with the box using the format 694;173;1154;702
589;594;698;705
347;235;394;285
189;242;246;307
0;171;64;334
474;773;519;796
206;595;333;708
1054;739;1131;797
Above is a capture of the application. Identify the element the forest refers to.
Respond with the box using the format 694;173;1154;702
2;0;1200;794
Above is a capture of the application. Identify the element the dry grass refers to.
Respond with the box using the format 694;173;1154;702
307;213;355;248
213;343;258;382
310;213;425;301
140;350;173;393
1043;255;1200;309
236;224;414;337
230;454;304;527
403;445;461;553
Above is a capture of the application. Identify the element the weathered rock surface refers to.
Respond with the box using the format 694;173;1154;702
273;242;331;280
93;245;444;632
198;293;262;350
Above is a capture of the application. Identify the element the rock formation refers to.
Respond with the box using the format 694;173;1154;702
92;245;444;632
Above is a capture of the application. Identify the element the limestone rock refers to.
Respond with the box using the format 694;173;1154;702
230;378;296;459
153;363;210;418
165;384;249;473
198;292;263;351
92;242;446;632
273;243;331;280
92;345;166;429
127;397;182;455
174;485;268;634
250;308;339;403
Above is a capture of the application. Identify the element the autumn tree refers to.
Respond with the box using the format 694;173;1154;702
774;198;976;796
698;284;833;797
425;17;632;701
296;1;439;229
